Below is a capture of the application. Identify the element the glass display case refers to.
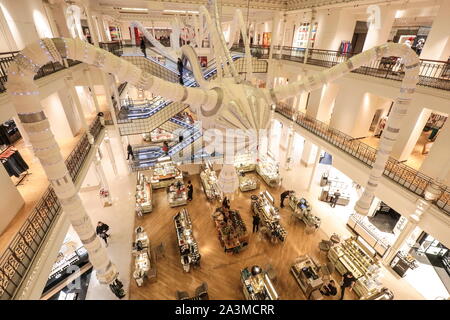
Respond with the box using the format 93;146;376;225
288;194;321;229
251;190;287;242
132;226;156;287
256;155;281;187
212;207;249;254
319;178;350;206
240;266;279;300
135;172;153;213
167;180;187;207
200;161;222;201
150;160;183;189
290;255;323;299
238;174;259;192
234;152;257;173
174;209;201;272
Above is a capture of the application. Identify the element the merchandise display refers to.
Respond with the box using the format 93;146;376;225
212;206;249;254
200;161;222;201
174;209;201;272
256;155;281;188
150;160;183;189
319;178;350;206
238;173;259;192
328;237;384;298
288;194;321;229
347;214;391;256
251;190;287;242
234;152;256;173
132;226;156;286
241;266;279;300
143;128;175;143
0;147;29;182
135;172;153;213
290;255;323;299
390;251;418;278
167;180;187;207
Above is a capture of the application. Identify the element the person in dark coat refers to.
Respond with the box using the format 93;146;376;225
339;272;356;300
222;197;231;209
252;213;260;233
187;180;193;201
96;221;110;246
280;190;294;208
140;39;147;57
127;144;134;160
320;280;338;297
177;58;184;85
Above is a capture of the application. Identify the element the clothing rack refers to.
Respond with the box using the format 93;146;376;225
0;146;30;186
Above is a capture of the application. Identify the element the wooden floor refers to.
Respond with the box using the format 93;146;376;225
129;172;358;300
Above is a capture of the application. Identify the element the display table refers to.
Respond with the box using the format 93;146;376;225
328;237;384;298
200;161;222;201
167;181;187;207
290;255;323;299
143;128;175;143
251;190;287;242
132;227;156;286
238;174;258;192
174;209;201;272
212;207;249;254
150;160;183;189
241;266;279;300
319;178;350;206
234;152;256;173
288;195;321;229
256;155;281;188
136;172;153;213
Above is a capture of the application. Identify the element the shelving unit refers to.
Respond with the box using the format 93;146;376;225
212;207;249;254
256;155;281;188
200;161;222;201
136;172;153;213
290;255;323;299
234;152;256;173
150;160;183;189
167;181;187;207
174;209;201;272
241;267;279;300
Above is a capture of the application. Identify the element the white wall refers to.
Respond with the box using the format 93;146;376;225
41;92;75;141
0;164;25;234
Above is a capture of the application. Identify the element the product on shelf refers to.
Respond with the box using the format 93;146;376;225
135;172;153;213
173;209;201;272
234;152;257;173
251;190;287;242
132;226;156;286
256;155;281;188
319;178;350;206
290;255;323;299
288;194;321;229
212;206;249;254
167;180;187;207
240;265;279;300
238;173;259;192
200;161;222;201
150;160;183;189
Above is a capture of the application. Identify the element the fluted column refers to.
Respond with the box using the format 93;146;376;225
284;118;295;170
85;7;99;46
94;152;112;206
84;69;101;113
304;9;316;64
65;76;93;142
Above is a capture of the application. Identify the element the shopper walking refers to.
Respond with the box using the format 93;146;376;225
280;190;294;208
140;39;147;57
252;213;260;233
127;144;135;160
222;196;231;210
187;180;193;201
177;58;184;85
339;271;356;300
330;189;341;208
96;221;110;247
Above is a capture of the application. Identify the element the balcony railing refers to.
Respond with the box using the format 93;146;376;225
275;102;450;216
0;50;82;94
0;117;103;300
230;44;450;91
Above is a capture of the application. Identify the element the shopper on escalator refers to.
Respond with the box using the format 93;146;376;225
162;141;169;155
127;144;135;160
140;39;147;58
177;58;184;85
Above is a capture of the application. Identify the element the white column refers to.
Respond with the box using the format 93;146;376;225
101;72;119;130
65;77;93;143
391;107;432;162
85;7;99;46
300;140;319;167
94;152;112;206
383;218;417;264
284;123;295;170
420;119;450;185
84;69;100;113
420;0;450;61
268;13;281;60
362;5;396;51
103;132;118;176
304;9;316;64
307;146;322;191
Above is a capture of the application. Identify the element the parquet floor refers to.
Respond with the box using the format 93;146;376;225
129;172;358;300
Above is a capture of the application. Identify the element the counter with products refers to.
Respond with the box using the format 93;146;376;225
135;172;153;213
328;237;384;298
251;190;287;242
132;226;156;286
150;160;183;189
241;266;279;300
319;178;350;206
234;152;256;173
256;155;281;188
288;194;321;229
238;172;259;192
290;255;323;299
167;180;187;207
200;161;222;201
174;209;201;272
143;128;175;143
212;206;249;254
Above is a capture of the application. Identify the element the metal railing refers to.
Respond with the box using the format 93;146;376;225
275;102;450;216
230;44;450;91
0;117;103;300
0;51;83;94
